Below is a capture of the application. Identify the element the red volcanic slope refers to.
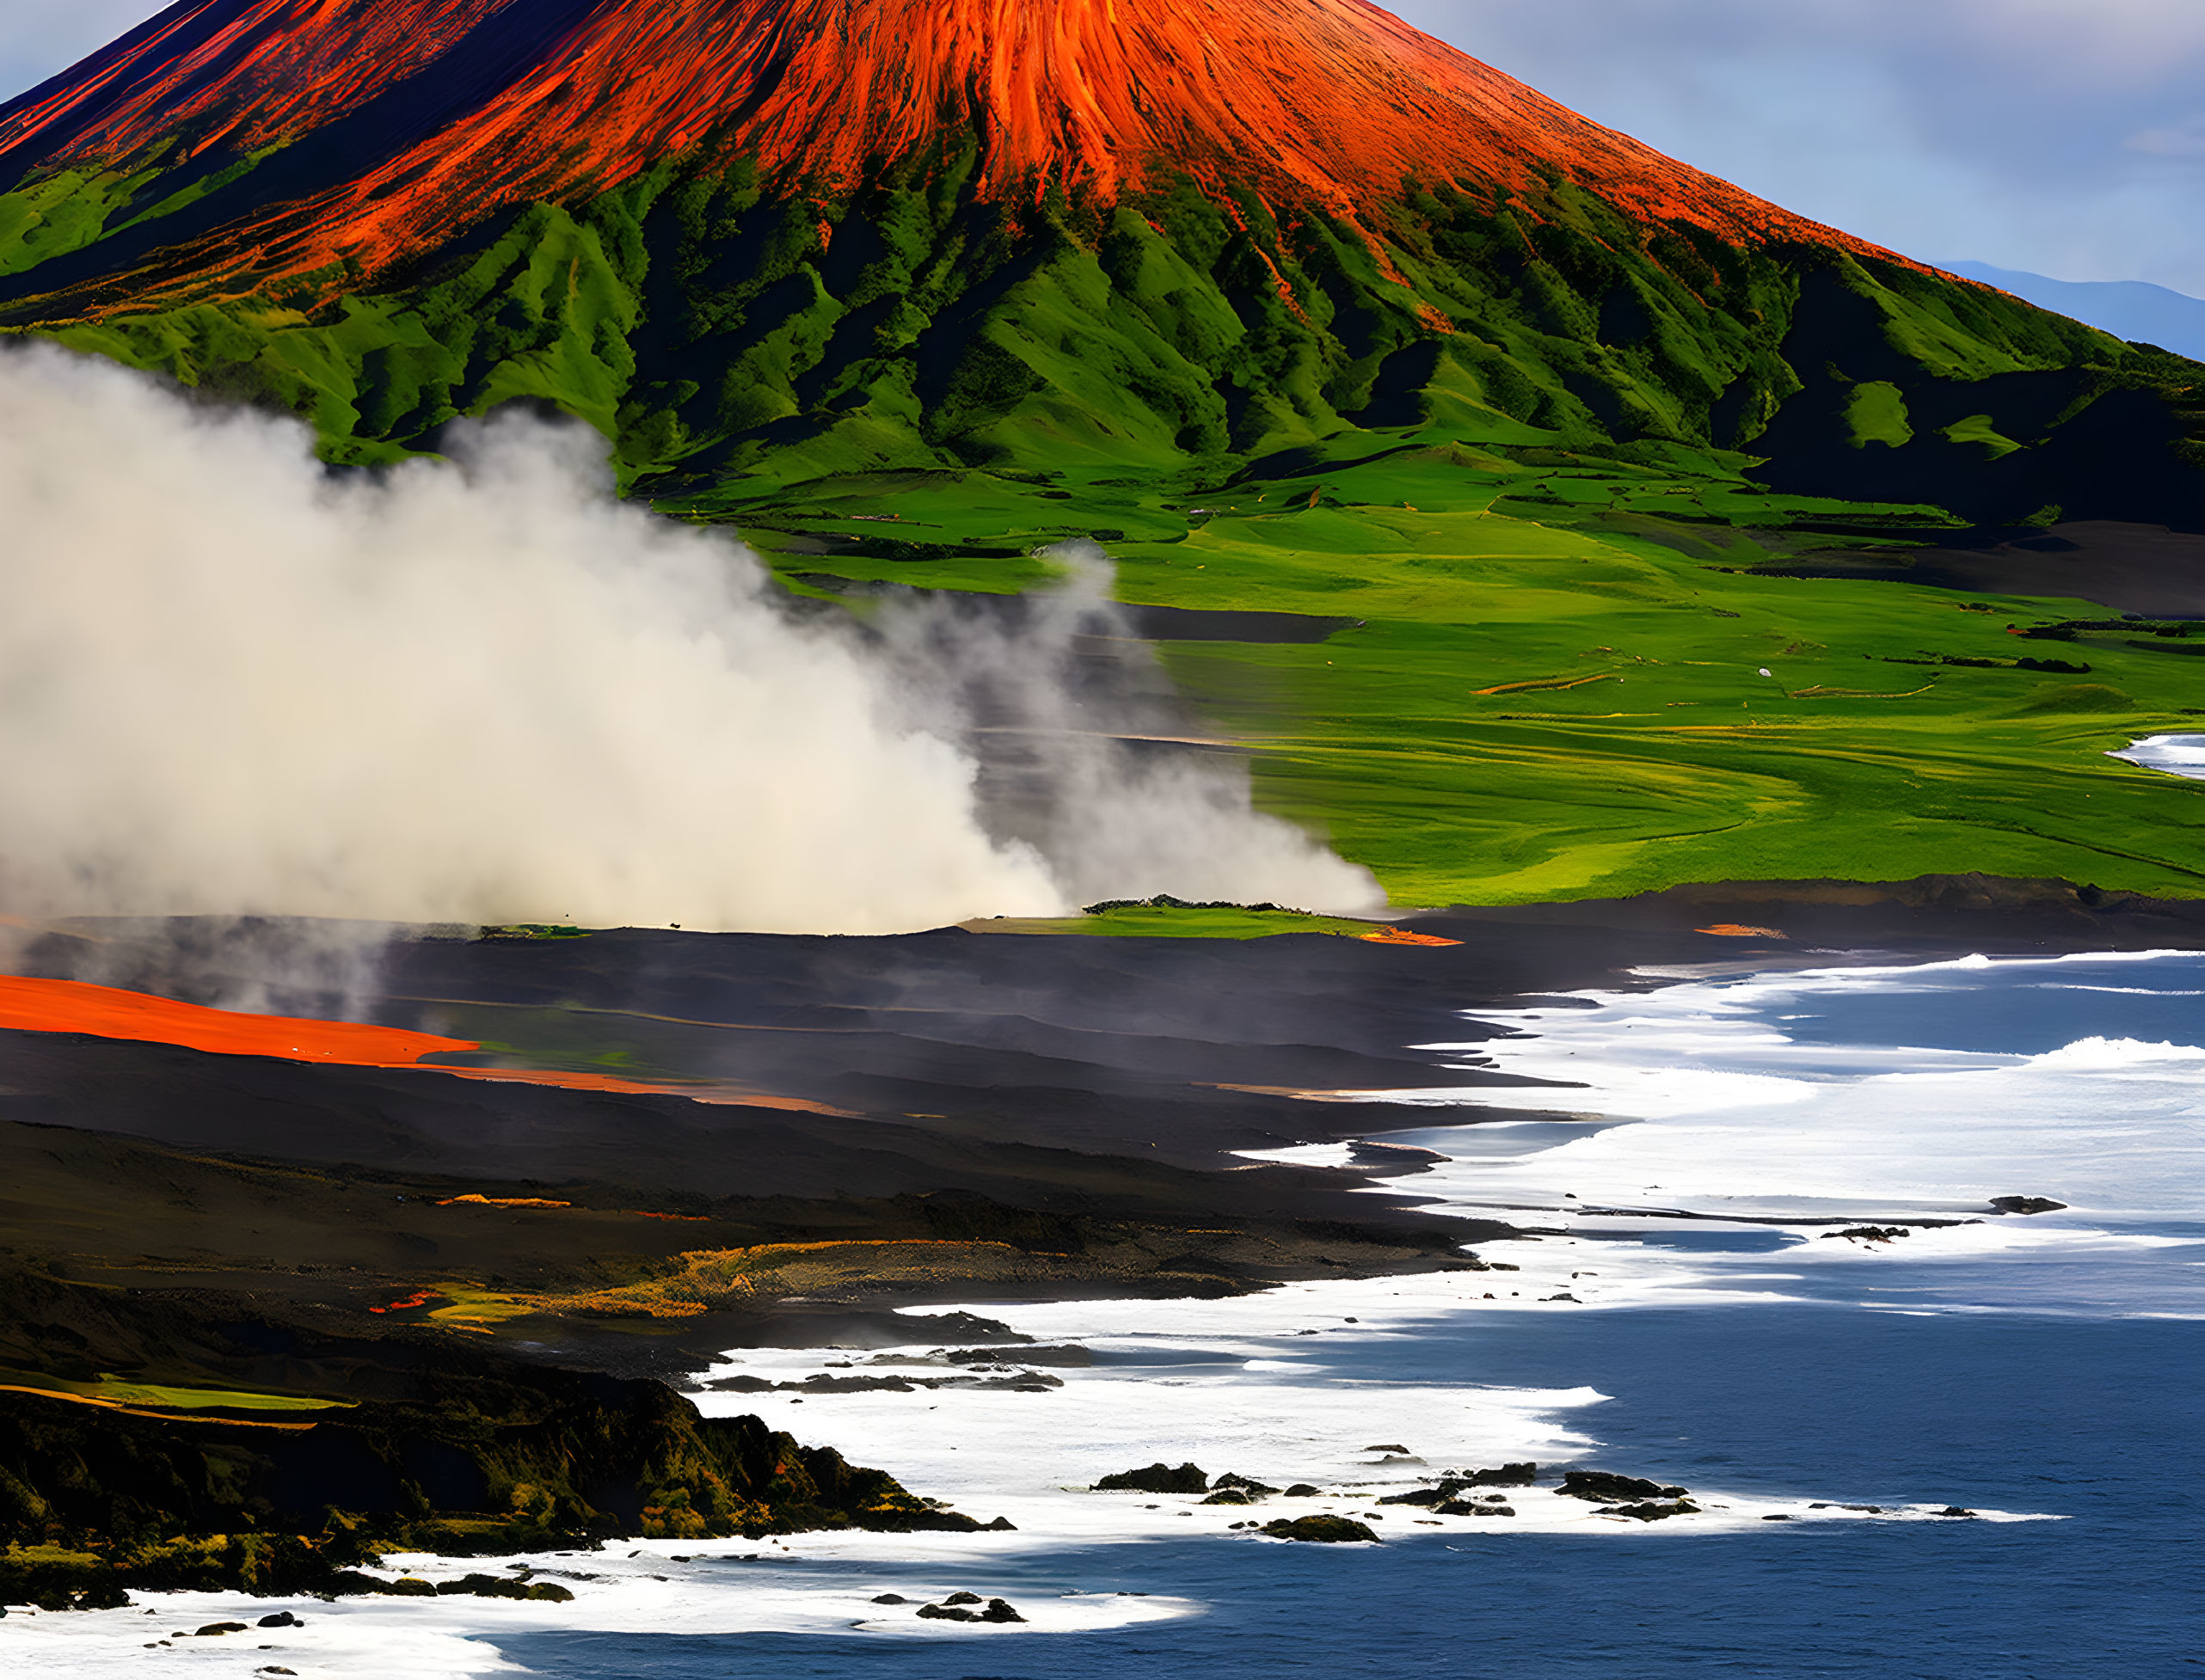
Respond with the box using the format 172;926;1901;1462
0;0;513;168
0;0;1899;295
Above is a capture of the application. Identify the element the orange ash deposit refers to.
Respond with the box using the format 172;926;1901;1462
0;973;746;1101
435;1193;574;1209
1360;927;1463;947
0;972;476;1064
369;1289;447;1315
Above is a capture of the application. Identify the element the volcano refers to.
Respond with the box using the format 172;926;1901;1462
0;0;2199;522
0;0;1894;292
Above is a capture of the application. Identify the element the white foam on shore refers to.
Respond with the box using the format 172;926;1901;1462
692;1267;2052;1539
0;1596;530;1679
1230;950;2205;1321
2110;733;2205;779
0;1547;1197;1680
1249;953;2205;1221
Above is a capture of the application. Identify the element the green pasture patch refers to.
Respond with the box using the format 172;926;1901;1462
427;1286;541;1330
87;1378;349;1413
1846;381;1913;449
4;1358;343;1401
965;904;1385;939
1939;413;2024;459
0;1365;349;1413
0;168;159;277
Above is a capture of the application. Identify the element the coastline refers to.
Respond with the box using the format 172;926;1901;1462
3;873;2202;1622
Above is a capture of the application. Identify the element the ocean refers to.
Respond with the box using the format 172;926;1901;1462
9;950;2201;1677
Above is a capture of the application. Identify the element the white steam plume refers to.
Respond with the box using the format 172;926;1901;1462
0;346;1380;934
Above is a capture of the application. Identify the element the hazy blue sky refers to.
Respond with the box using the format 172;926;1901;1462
3;0;2201;294
1395;0;2205;294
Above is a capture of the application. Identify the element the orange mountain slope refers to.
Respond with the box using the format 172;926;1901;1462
0;0;1904;297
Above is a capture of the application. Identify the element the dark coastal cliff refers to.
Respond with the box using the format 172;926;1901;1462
0;1270;983;1610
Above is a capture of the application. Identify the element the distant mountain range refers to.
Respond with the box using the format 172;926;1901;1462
1941;261;2205;365
0;0;2200;528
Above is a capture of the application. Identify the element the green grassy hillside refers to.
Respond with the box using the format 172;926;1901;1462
8;155;2197;522
3;152;2202;910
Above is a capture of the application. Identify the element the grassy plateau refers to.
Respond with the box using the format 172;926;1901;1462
711;439;2205;911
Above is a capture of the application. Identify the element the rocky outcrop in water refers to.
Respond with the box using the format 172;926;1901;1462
1465;1462;1538;1487
1557;1470;1690;1503
1260;1515;1380;1542
917;1592;1026;1622
1095;1462;1208;1494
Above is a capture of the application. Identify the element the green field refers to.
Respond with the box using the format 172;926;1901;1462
715;440;2205;910
0;1367;348;1413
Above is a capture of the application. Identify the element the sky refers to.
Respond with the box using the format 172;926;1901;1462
1391;0;2205;295
3;0;2202;296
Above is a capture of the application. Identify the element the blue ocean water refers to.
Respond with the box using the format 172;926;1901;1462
495;953;2205;1679
499;1307;2202;1677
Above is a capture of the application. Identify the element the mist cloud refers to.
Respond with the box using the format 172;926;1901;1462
0;345;1379;934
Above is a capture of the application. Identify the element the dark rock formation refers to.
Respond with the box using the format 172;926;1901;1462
948;1346;1093;1368
1095;1462;1208;1494
916;1593;1024;1622
1464;1462;1538;1487
1261;1514;1380;1542
433;1573;576;1600
1558;1470;1689;1503
0;1339;971;1609
712;1368;1062;1395
1213;1474;1279;1494
1988;1197;2067;1215
1595;1500;1698;1521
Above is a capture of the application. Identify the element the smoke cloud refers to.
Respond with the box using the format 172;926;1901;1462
0;345;1379;935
